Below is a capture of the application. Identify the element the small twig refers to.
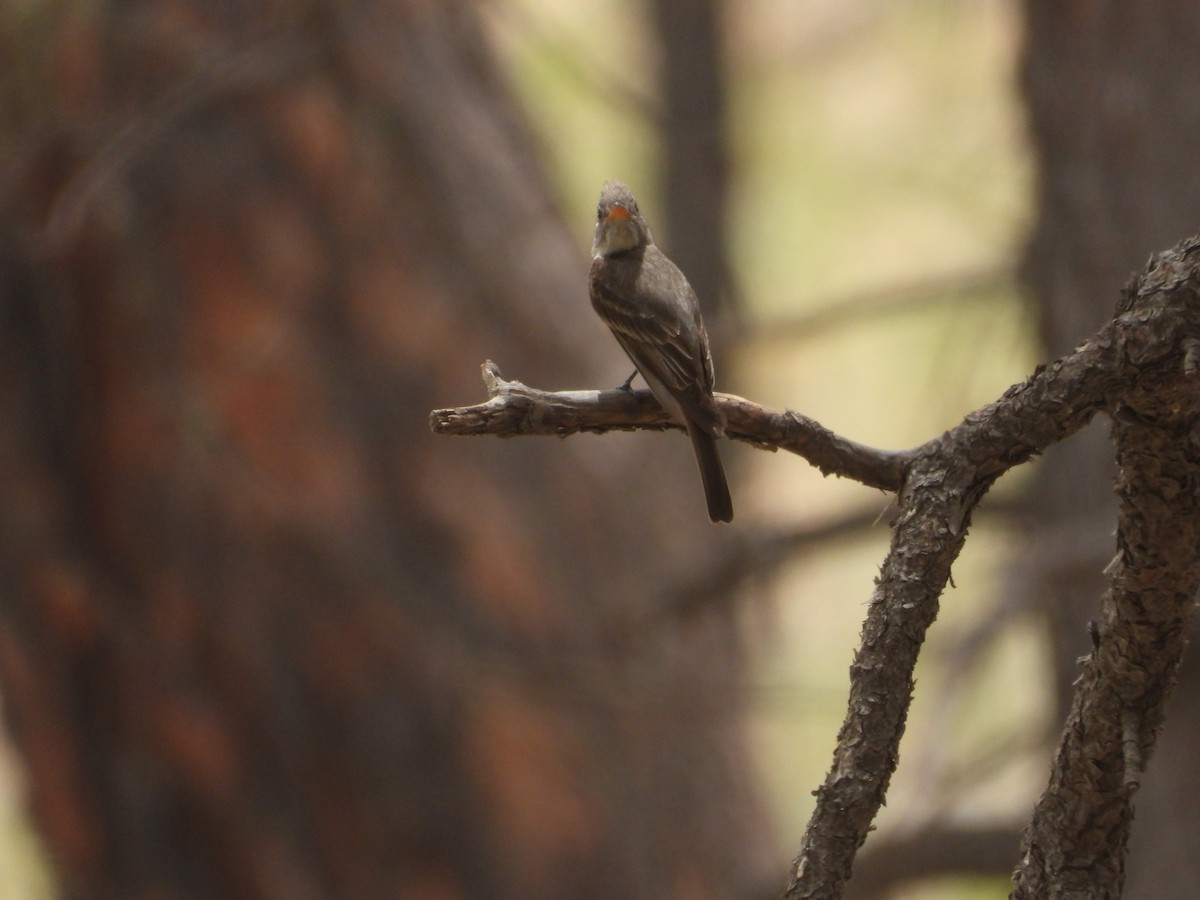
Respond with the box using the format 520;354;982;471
666;505;894;617
730;263;1013;347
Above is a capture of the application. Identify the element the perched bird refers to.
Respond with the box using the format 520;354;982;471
588;180;733;523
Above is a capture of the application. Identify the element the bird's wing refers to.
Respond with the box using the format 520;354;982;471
589;250;721;433
592;286;697;389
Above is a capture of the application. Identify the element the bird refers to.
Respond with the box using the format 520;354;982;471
588;180;733;523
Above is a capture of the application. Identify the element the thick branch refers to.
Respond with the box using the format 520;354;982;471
431;236;1200;899
789;236;1200;897
1011;238;1200;897
785;322;1113;897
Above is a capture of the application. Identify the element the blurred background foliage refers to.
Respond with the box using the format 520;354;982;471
492;1;1035;896
3;1;1031;898
2;0;1193;898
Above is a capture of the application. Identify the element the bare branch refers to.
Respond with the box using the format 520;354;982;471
781;235;1200;899
659;505;894;622
786;325;1113;897
732;263;1013;347
432;235;1200;899
430;361;912;491
845;822;1021;899
1011;238;1200;897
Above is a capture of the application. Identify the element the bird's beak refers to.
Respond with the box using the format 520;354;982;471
604;204;631;222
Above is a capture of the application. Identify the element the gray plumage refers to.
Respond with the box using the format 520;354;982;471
588;181;733;523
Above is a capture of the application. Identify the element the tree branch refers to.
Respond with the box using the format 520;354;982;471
429;234;1200;898
785;319;1113;898
1011;238;1200;897
845;822;1021;899
430;360;912;491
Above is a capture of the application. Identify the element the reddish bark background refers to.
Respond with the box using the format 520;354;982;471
0;3;770;898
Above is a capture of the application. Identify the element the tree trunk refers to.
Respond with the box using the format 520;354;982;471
0;3;770;898
648;0;734;320
1019;2;1200;894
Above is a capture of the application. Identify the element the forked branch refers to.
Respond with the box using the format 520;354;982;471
431;235;1200;899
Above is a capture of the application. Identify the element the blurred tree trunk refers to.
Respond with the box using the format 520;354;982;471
649;0;735;321
1019;3;1200;895
0;2;770;898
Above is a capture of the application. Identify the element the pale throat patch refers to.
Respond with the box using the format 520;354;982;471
593;218;644;258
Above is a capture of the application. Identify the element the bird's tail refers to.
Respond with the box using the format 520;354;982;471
688;425;733;523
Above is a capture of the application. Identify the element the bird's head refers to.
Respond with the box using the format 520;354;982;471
592;181;652;258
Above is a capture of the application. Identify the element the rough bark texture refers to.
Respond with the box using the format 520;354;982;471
0;3;771;898
432;362;912;492
780;320;1115;898
1011;246;1200;897
446;238;1200;898
773;239;1200;898
453;230;1200;897
1018;4;1200;893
